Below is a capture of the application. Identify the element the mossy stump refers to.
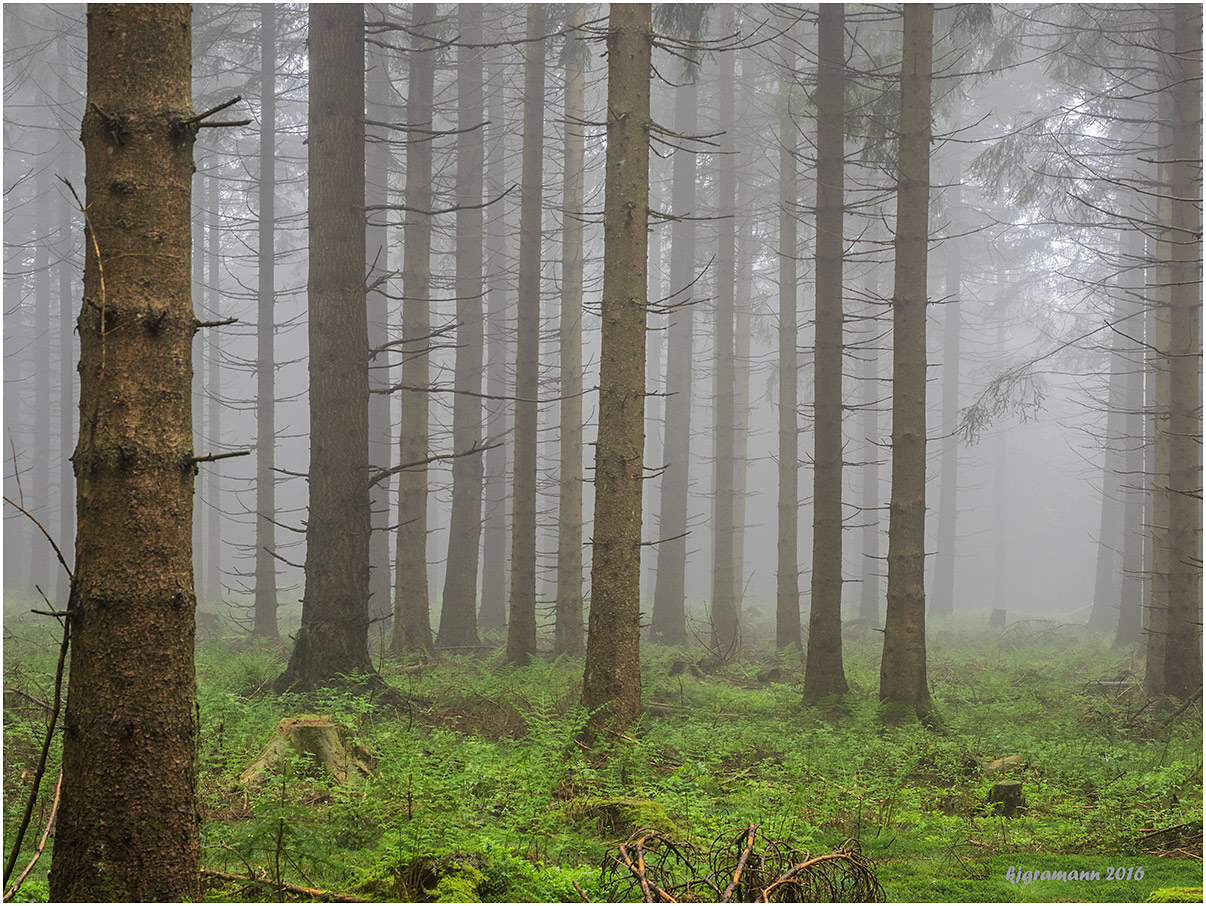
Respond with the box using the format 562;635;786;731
238;714;373;786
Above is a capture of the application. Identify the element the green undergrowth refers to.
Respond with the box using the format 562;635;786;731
3;613;1202;902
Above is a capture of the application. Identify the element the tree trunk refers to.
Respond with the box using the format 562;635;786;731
27;172;51;597
254;2;278;637
651;78;697;647
436;7;487;649
555;4;587;657
582;1;650;729
880;3;933;720
50;5;199;898
392;3;436;656
777;35;802;652
805;4;849;699
57;181;77;606
365;30;394;631
276;3;373;690
711;35;739;656
1162;3;1202;698
505;3;547;665
480;37;511;635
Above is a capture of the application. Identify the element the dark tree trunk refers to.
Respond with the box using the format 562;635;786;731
50;5;199;898
480;37;511;634
1162;3;1202;698
392;3;436;656
650;79;697;647
804;4;849;700
439;4;486;649
880;3;933;720
276;3;373;690
777;35;801;652
711;35;739;656
254;2;278;637
583;1;650;729
555;4;587;657
365;27;394;631
505;3;547;665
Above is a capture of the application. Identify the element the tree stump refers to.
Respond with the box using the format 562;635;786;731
238;715;373;786
990;609;1007;629
987;781;1025;817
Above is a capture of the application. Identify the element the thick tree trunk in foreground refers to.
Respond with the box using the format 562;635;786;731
277;4;373;690
1162;4;1202;698
392;3;436;656
711;38;739;656
505;3;547;665
555;4;587;656
583;2;650;729
777;36;802;652
651;78;697;647
439;4;486;649
49;5;199;898
254;2;278;637
880;3;933;720
804;4;849;699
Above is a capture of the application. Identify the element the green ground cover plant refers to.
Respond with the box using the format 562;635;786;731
3;610;1202;902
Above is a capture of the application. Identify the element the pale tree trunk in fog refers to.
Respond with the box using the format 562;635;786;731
480;44;510;634
206;171;222;603
192;175;204;598
505;3;546;665
49;7;198;896
711;38;739;656
277;3;373;690
1144;73;1174;695
776;35;801;652
1162;3;1202;699
555;4;586;657
651;77;697;647
859;267;883;628
644;123;664;609
393;3;436;656
734;221;752;613
992;313;1007;614
57;186;76;606
583;1;650;729
439;5;486;649
27;172;51;597
254;2;278;637
804;4;848;699
365;31;393;630
1088;241;1130;632
880;3;933;720
1116;228;1145;647
930;152;962;618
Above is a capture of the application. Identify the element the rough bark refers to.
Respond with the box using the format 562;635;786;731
582;1;650;729
880;3;933;720
49;5;199;898
392;3;436;656
804;4;849;699
254;2;278;637
777;36;802;652
1162;4;1202;698
505;3;547;665
438;5;487;649
276;3;373;690
479;38;511;634
711;38;739;656
555;4;587;657
650;79;697;647
365;30;394;630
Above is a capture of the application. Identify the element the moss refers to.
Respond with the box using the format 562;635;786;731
1147;888;1204;903
566;796;679;838
432;864;485;903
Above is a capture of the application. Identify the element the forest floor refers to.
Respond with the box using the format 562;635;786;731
3;611;1202;903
